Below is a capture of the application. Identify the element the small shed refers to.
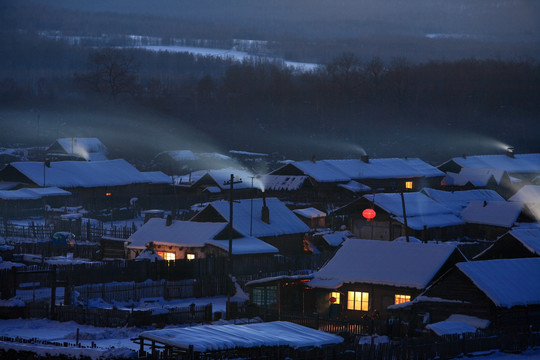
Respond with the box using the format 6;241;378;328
293;207;326;228
134;321;344;359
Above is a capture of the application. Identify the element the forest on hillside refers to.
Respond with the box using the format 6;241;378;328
0;0;539;163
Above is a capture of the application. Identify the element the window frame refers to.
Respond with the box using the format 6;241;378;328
347;291;370;311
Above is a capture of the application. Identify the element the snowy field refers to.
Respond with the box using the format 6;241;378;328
131;45;320;72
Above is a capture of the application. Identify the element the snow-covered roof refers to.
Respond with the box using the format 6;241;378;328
8;160;150;188
176;168;262;190
445;153;540;173
457;258;540;308
127;218;277;255
365;192;465;230
138;321;343;352
337;180;371;193
283;158;443;183
393;236;422;243
441;168;506;187
426;315;489;336
293;207;326;219
261;175;309;191
142;171;171;184
135;249;164;262
127;219;227;249
422;188;505;215
199;197;310;237
307;239;458;290
506;228;540;255
460;201;524;228
51;138;108;161
508;185;540;203
0;187;71;200
208;237;278;255
322;232;348;247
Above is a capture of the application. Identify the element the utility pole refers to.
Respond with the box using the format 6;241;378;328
223;174;242;319
400;190;409;243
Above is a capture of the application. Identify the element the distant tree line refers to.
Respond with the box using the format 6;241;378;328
1;33;539;160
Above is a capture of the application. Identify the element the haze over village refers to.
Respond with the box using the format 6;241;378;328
1;1;540;359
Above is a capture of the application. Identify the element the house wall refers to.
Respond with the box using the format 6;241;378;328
464;223;509;241
422;268;494;320
312;284;422;320
475;235;539;260
260;233;305;255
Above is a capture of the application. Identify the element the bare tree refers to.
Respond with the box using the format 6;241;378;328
77;48;138;102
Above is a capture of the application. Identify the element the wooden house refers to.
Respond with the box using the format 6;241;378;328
260;174;315;204
508;185;540;221
245;274;314;319
305;239;465;319
126;218;278;263
475;227;540;260
0;160;171;212
333;192;465;242
438;152;540;197
460;201;536;240
402;258;540;332
268;156;444;206
421;188;505;215
173;168;260;204
0;187;71;219
190;196;310;255
46;137;109;161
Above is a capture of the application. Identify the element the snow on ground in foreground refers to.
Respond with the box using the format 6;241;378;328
454;348;540;360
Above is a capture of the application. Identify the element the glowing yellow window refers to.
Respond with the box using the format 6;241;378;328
395;294;411;304
186;253;195;260
157;252;176;261
347;291;369;311
330;292;340;304
405;181;413;190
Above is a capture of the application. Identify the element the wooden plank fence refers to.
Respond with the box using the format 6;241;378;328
0;222;135;242
352;332;540;360
55;303;213;328
74;279;208;303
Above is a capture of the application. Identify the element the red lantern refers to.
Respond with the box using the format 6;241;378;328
362;208;376;221
329;296;337;303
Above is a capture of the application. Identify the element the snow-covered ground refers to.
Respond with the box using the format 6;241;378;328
131;45;320;72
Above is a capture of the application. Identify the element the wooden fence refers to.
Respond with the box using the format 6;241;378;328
351;332;540;360
73;278;225;303
0;222;135;242
55;303;213;328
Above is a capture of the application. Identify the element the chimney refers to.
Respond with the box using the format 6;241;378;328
483;200;487;207
311;155;316;163
361;154;369;163
166;214;173;226
261;192;270;224
506;147;515;158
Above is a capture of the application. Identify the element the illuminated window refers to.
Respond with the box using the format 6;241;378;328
347;291;369;311
186;253;195;260
394;294;411;304
252;286;277;307
405;181;413;190
330;292;341;304
157;251;175;261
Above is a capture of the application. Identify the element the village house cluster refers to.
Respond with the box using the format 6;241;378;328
1;138;540;357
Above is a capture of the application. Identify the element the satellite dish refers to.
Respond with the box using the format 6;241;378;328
130;197;138;205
